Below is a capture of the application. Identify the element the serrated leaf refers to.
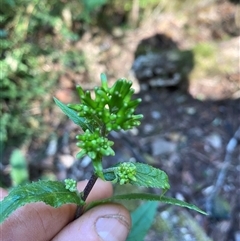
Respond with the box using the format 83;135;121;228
131;163;170;191
53;97;92;131
127;201;158;241
86;193;207;215
0;180;84;223
103;171;116;181
103;162;170;192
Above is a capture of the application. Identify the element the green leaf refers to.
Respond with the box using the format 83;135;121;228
53;97;92;131
10;149;29;186
131;163;170;191
0;180;84;223
127;201;158;241
103;162;170;192
86;193;207;215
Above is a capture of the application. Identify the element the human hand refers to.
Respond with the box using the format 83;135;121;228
0;179;131;241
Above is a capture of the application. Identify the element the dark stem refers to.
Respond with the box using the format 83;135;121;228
82;173;98;201
74;173;98;219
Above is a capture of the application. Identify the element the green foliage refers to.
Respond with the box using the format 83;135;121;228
0;180;84;223
0;45;53;144
192;42;219;78
85;193;207;215
64;73;143;177
0;0;166;148
10;149;29;186
104;162;170;192
83;0;108;12
61;50;87;72
123;0;161;11
127;202;158;241
0;0;93;146
81;0;108;22
1;0;58;145
68;74;143;133
53;97;91;131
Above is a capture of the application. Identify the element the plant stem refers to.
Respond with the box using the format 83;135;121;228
82;173;98;201
75;173;98;219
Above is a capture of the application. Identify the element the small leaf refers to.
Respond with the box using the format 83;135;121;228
103;171;116;182
127;202;158;241
86;193;207;215
0;180;84;223
53;97;92;131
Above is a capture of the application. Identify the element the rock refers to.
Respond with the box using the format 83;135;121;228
80;156;91;168
132;33;194;91
143;124;155;134
185;107;197;115
235;231;240;241
151;110;161;119
151;138;177;156
132;50;193;89
205;133;222;149
46;135;58;156
58;154;75;168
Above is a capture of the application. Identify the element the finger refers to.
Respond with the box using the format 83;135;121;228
0;179;112;241
77;178;113;203
0;201;76;241
0;187;8;200
52;203;131;241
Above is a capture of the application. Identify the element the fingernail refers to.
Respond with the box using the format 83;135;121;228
95;214;130;241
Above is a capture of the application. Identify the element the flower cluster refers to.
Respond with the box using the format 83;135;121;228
68;75;143;134
76;129;115;159
116;162;137;185
64;179;77;192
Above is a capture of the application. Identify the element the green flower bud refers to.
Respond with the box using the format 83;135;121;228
119;178;126;185
76;129;114;159
76;85;85;98
116;162;137;185
100;73;108;91
64;179;77;192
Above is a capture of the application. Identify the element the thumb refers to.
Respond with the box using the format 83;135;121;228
52;203;131;241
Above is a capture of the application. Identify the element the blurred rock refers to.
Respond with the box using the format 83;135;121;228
185;107;197;115
205;133;222;149
143;124;155;134
235;231;240;241
151;110;161;120
46;135;58;156
151;138;177;156
132;33;194;91
80;156;91;168
58;154;75;168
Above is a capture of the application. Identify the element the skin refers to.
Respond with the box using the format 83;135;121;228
0;179;131;241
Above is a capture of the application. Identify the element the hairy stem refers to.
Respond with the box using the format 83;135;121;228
75;173;98;219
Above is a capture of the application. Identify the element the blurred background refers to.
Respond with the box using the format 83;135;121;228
1;0;239;240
